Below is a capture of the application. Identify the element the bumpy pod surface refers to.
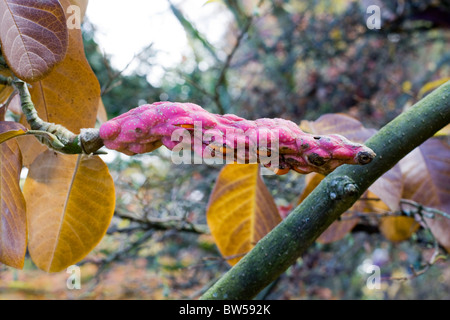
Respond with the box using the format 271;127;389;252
99;102;376;175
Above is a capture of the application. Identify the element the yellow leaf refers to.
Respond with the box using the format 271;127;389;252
379;216;420;242
359;190;419;242
207;164;281;266
0;139;27;269
402;81;412;94
297;172;325;205
23;150;115;272
418;78;450;99
330;28;342;41
434;123;450;137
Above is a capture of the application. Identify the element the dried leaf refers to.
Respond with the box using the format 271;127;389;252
23;150;115;272
0;121;27;144
207;164;281;266
20;0;101;165
0;0;68;82
16;135;47;168
399;138;450;251
300;113;376;143
29;0;100;133
0;139;26;269
317;213;360;244
369;161;403;212
434;124;450;137
0;69;14;104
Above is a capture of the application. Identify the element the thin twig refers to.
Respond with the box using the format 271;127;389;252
400;199;450;220
386;255;447;282
101;43;154;96
114;209;210;235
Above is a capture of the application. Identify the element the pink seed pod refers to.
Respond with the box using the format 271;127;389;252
99;102;376;175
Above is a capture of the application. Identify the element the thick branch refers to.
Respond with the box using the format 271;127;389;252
201;81;450;300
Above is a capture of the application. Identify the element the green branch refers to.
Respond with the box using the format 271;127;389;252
200;80;450;300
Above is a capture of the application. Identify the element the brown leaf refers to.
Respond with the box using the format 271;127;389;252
15;136;47;168
300;113;377;143
23;150;116;272
0;139;27;269
19;0;101;165
317;213;360;244
0;69;14;104
370;165;419;242
0;121;27;144
29;0;100;133
369;161;403;212
207;164;281;265
0;0;68;82
399;138;450;251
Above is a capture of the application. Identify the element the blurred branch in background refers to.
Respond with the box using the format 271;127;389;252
111;210;209;235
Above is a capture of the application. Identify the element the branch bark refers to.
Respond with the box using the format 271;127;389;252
200;80;450;300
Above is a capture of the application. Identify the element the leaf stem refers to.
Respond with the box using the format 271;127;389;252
11;79;105;155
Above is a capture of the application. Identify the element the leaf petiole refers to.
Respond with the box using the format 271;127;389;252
26;130;65;149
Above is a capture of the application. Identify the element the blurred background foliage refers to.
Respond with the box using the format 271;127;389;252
1;0;449;299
